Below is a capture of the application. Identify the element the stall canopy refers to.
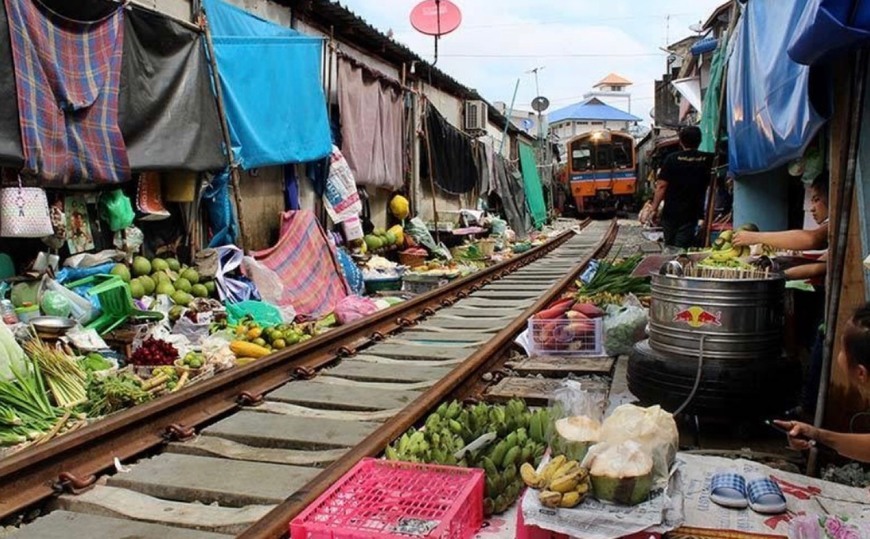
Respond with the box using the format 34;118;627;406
789;0;870;65
337;57;404;190
120;7;226;171
203;0;331;169
519;143;547;228
727;0;829;175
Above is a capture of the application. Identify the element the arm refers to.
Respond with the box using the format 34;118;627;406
648;180;668;223
733;223;828;250
775;420;870;462
784;262;827;280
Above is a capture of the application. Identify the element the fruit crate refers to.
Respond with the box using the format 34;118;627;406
290;458;484;539
402;274;448;295
527;317;604;356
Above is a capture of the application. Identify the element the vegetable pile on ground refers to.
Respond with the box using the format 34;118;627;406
530;297;605;352
384;399;549;515
576;254;650;296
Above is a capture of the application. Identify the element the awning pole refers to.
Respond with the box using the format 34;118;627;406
499;78;520;157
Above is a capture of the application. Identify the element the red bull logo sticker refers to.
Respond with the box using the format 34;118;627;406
673;306;722;328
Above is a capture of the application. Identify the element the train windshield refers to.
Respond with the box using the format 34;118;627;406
570;137;634;172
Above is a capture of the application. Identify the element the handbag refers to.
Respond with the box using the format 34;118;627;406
0;177;53;238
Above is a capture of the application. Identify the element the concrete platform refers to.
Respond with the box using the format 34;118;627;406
323;360;454;383
203;411;380;450
267;380;420;411
107;453;319;506
363;343;469;360
7;510;232;539
400;331;491;343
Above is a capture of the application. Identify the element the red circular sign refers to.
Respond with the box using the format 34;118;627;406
410;0;462;36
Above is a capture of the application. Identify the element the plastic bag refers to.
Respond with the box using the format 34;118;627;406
225;300;283;327
38;276;98;324
334;295;378;325
201;333;236;372
171;316;211;345
404;217;451;259
598;404;678;486
99;190;135;232
547;380;607;462
241;256;287;306
603;295;648;356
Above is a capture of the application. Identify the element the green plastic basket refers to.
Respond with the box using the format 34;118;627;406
66;274;164;335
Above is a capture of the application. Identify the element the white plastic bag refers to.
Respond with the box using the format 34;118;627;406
598;404;678;486
603;295;648;356
241;256;286;306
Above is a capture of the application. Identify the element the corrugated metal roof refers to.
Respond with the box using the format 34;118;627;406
548;98;642;123
280;0;529;138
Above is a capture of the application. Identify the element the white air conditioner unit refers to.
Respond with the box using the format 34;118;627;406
464;100;488;132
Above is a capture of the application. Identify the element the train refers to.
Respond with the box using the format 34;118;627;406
561;130;638;215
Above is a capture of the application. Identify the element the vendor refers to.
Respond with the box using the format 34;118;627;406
645;126;714;249
732;174;829;281
776;303;870;463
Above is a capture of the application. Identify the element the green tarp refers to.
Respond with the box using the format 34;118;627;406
700;38;728;153
519;143;547;228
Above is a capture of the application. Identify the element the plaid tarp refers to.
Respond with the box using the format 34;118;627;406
5;0;128;184
251;210;349;318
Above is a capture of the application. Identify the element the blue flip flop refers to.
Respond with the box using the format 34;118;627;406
710;472;748;509
747;475;787;514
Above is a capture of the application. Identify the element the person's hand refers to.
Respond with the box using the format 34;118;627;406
774;420;818;450
732;230;758;247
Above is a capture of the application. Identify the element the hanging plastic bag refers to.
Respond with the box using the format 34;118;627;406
38;276;98;324
213;245;260;304
98;190;135;232
603;294;648;356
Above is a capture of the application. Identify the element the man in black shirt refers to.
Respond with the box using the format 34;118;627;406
646;126;713;249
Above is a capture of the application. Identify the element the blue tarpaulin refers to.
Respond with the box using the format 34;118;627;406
789;0;870;65
727;0;828;176
203;0;331;169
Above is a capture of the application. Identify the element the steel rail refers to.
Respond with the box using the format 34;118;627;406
0;222;590;522
239;218;619;539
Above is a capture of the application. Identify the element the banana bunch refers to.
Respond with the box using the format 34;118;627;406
521;455;591;509
384;399;549;515
709;229;751;261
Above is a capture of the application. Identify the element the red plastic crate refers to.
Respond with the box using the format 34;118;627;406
290;458;484;539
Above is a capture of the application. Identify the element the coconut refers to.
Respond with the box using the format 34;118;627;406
551;415;601;462
588;440;654;506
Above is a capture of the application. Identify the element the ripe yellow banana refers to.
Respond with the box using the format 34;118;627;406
560;491;582;508
520;462;540;488
549;471;581;493
539;490;562;508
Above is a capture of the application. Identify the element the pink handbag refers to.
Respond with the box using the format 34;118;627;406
0;177;53;238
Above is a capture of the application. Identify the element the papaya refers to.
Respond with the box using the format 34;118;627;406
389;195;410;220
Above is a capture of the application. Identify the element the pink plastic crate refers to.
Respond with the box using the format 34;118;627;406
528;317;604;356
290;458;484;539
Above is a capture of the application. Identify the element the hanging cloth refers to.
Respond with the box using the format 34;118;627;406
492;154;531;239
202;169;238;247
423;104;479;195
5;0;129;184
283;165;300;211
519;143;547;228
789;0;870;65
699;39;728;154
337;58;404;189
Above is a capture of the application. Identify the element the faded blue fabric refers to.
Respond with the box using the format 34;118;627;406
727;0;828;175
203;0;331;168
203;169;237;247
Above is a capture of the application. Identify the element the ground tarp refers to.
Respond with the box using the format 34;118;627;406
203;0;331;169
727;0;829;175
789;0;870;65
337;57;403;190
519;143;547;228
120;7;226;171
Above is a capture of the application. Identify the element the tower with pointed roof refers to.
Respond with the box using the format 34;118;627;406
584;73;633;115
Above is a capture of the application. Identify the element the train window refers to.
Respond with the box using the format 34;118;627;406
612;142;632;169
595;147;611;170
571;145;592;171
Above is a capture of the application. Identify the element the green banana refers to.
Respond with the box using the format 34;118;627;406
502;445;521;469
490;441;508;467
481;456;499;478
448;419;463;434
435;402;449;418
529;412;543;443
397;433;411;454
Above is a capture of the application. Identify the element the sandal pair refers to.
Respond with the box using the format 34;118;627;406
710;472;787;514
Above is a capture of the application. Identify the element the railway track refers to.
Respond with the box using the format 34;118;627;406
3;219;622;539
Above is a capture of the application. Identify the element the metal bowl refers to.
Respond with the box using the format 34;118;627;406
29;316;76;336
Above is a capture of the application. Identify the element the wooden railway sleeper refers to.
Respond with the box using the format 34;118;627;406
52;472;96;495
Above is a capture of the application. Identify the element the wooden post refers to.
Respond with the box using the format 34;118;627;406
199;9;248;251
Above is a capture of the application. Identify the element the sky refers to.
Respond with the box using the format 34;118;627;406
338;0;727;122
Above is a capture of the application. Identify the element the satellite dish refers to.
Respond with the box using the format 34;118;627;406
531;96;550;112
689;22;704;33
521;118;534;131
667;54;678;64
410;0;462;36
